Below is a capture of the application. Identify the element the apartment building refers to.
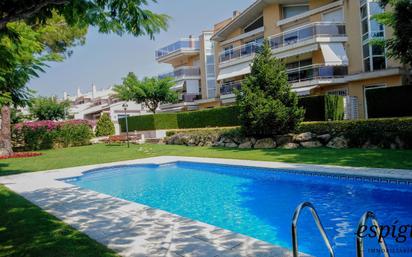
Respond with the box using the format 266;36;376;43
211;0;406;119
64;85;147;133
154;16;238;112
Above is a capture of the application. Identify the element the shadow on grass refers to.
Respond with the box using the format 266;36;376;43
203;147;412;169
0;162;33;177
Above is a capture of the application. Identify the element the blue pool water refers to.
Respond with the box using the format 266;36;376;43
67;162;412;257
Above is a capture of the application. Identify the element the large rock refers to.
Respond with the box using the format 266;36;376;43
254;138;276;149
317;134;331;144
239;141;253;149
294;132;315;142
280;143;300;149
225;142;239;148
327;136;348;149
301;140;322;148
276;134;294;146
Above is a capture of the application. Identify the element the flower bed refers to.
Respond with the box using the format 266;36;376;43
13;120;94;151
0;152;42;160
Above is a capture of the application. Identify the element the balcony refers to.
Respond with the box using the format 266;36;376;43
158;67;201;81
155;38;200;63
218;22;346;65
269;22;346;51
287;64;348;83
219;64;348;96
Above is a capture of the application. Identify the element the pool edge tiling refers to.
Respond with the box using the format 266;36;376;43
1;157;412;257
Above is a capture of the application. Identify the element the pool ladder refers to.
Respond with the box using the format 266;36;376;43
291;202;390;257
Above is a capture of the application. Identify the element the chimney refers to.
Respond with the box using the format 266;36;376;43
92;83;97;99
63;91;68;100
77;87;82;97
233;10;240;17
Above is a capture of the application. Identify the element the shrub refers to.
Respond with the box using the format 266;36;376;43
236;41;304;137
366;85;412;118
297;118;412;148
13;120;93;150
325;95;344;121
30;97;70;121
120;113;178;132
177;106;239;129
95;113;115;137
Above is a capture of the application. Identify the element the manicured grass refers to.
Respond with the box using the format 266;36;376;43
0;185;119;257
1;144;412;176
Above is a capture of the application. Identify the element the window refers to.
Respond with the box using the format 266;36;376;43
244;16;264;33
360;0;386;72
327;89;348;96
282;5;309;19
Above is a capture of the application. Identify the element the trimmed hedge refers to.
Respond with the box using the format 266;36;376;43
119;106;239;132
120;96;344;132
177;106;240;129
297;117;412;148
366;85;412;118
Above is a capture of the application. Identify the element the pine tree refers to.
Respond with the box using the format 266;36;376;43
236;40;304;137
95;113;115;137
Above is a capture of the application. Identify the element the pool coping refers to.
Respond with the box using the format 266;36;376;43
1;156;412;257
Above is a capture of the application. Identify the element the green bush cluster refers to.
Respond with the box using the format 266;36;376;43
366;85;412;118
297;118;412;148
119;106;239;132
325;95;344;121
95;113;115;137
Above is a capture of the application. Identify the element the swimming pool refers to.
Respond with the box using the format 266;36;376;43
66;161;412;257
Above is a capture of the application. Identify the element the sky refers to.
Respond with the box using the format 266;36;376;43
28;0;252;98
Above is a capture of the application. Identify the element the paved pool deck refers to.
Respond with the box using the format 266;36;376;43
1;156;412;257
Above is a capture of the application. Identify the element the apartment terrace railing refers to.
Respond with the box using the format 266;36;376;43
158;67;201;81
220;80;244;96
220;64;348;95
269;22;346;50
155;38;200;60
219;22;346;64
287;64;348;83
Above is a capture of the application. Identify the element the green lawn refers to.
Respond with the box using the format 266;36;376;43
1;144;412;176
0;185;119;257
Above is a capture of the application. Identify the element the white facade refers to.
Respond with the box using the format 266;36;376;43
64;84;149;134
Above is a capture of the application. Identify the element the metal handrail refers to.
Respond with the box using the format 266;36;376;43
292;202;335;257
356;211;390;257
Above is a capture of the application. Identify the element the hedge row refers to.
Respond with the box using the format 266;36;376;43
366;85;412;118
120;96;345;132
119;106;239;132
297;117;412;148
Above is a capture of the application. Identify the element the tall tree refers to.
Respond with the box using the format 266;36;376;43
236;40;304;137
375;0;412;68
114;73;178;114
0;13;86;156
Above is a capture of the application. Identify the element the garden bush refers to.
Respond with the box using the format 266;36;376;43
95;113;115;137
119;113;178;132
13;120;94;150
177;106;239;129
297;118;412;148
325;95;344;121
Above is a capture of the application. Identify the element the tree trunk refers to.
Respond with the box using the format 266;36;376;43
0;105;13;156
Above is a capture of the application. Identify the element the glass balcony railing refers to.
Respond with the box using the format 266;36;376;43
220;80;244;96
269;22;346;50
155;39;200;60
219;42;262;63
220;64;348;95
287;64;348;83
219;22;346;64
158;67;201;81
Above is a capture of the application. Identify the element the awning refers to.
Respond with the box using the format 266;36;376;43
320;43;348;66
292;85;319;96
217;62;251;81
171;81;184;91
275;44;319;59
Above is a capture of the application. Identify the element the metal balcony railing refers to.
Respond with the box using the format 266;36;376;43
158;67;201;81
220;80;244;96
219;22;346;64
287;64;348;83
155;39;200;60
269;22;346;50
